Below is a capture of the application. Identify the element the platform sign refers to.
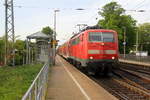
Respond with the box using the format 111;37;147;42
123;42;126;45
50;40;59;47
53;40;57;44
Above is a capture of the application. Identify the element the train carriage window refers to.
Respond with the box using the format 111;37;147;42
76;37;80;44
72;39;76;45
70;40;73;45
71;37;80;45
75;38;78;44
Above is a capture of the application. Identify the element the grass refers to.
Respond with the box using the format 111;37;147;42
0;64;43;100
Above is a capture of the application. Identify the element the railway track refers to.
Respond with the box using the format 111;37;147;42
91;76;150;100
88;67;150;100
67;58;150;100
114;69;150;91
120;63;150;76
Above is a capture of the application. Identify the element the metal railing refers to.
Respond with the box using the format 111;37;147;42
119;54;150;64
22;62;49;100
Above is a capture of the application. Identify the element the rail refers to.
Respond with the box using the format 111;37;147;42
22;62;49;100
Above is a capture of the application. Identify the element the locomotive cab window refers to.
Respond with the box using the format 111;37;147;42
102;32;114;42
89;32;102;42
89;32;114;42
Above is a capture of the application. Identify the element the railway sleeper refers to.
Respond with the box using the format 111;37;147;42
113;79;150;99
114;70;150;93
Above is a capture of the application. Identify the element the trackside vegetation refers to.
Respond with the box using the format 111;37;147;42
0;64;43;100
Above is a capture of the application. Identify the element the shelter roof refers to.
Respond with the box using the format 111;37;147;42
27;31;50;39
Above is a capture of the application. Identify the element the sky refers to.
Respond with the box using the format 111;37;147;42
0;0;150;44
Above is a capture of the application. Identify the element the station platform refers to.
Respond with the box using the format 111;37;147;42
46;56;118;100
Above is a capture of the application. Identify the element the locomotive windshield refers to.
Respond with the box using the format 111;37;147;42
89;32;114;42
89;32;102;42
103;32;114;42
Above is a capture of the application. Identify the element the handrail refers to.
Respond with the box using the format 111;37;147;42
119;54;150;63
22;62;49;100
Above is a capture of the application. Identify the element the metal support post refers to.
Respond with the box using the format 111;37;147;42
26;39;29;64
53;10;59;65
32;47;34;64
123;27;126;58
4;0;15;66
4;0;8;65
136;30;139;52
29;39;31;64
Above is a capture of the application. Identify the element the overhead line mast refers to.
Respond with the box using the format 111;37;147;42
4;0;15;66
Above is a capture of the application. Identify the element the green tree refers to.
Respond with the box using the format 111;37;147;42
98;2;137;53
14;40;26;65
42;26;54;36
0;37;26;66
15;40;25;51
138;23;150;54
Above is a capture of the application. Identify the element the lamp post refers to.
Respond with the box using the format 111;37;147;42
53;9;59;65
123;27;126;58
135;10;145;53
54;9;60;40
136;30;139;53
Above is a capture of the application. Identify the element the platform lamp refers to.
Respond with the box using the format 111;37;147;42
135;10;145;53
53;9;60;65
123;27;126;58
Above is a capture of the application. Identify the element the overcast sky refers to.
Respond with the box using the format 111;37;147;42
0;0;150;44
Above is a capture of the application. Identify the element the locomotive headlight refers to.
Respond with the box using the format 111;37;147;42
112;57;115;59
101;43;105;46
89;56;93;59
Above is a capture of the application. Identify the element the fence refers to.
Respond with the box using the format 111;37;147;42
22;62;49;100
119;54;150;63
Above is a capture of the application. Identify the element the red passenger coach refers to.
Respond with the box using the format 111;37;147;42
58;26;119;75
58;41;69;58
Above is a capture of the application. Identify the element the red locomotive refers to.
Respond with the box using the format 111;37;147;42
58;26;119;75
